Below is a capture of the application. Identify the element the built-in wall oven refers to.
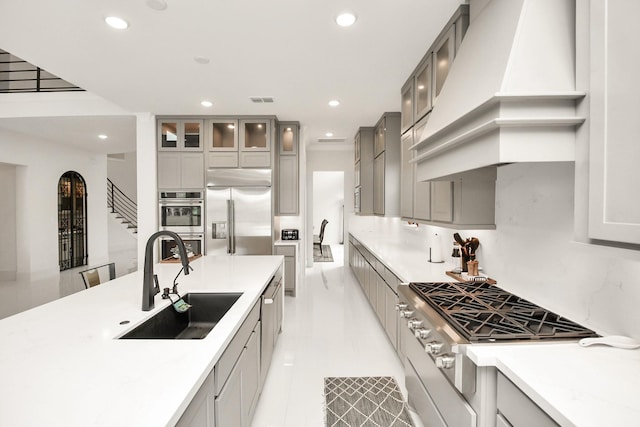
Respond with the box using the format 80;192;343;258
159;191;204;234
397;282;597;427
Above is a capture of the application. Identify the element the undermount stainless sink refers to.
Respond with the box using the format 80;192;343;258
120;293;243;340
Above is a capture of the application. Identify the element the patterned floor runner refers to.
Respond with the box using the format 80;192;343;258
324;376;414;427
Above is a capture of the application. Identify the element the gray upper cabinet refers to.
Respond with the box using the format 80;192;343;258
587;0;640;244
412;116;431;221
400;131;414;219
399;5;469;132
373;113;401;217
355;127;375;215
414;56;433;123
157;152;204;190
276;122;299;215
158;119;203;151
400;79;414;135
432;25;455;104
206;119;239;152
240;119;271;152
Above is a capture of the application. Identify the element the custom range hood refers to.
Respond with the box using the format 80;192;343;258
411;0;585;181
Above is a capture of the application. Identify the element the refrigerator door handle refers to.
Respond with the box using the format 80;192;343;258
226;200;233;254
228;199;236;254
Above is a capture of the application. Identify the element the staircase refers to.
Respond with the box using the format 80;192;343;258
107;179;137;234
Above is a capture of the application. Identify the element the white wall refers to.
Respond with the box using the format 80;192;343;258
0;163;17;280
312;171;344;244
107;152;137;202
350;162;640;339
0;128;109;279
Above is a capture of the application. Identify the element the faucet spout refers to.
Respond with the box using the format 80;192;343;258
142;230;191;311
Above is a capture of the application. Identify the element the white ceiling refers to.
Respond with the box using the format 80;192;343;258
0;0;461;154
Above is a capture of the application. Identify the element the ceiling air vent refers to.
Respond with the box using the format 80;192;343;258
317;137;346;143
249;96;274;103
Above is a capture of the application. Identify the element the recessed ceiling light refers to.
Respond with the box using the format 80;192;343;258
325;132;334;137
194;56;210;65
200;100;213;107
146;0;167;11
328;100;340;107
336;12;357;27
105;16;129;30
98;134;108;140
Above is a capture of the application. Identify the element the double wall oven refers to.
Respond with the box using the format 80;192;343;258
158;191;205;260
397;281;597;427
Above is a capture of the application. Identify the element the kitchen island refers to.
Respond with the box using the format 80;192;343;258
0;255;283;426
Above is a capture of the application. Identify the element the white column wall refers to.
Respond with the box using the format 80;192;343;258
135;113;157;270
0;163;17;280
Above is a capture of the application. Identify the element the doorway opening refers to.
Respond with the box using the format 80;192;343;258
312;171;345;253
58;171;87;271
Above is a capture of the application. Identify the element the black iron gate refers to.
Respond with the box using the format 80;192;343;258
58;171;87;271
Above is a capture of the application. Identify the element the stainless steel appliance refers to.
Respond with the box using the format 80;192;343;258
159;191;204;234
281;229;299;240
159;233;204;260
397;281;597;427
206;169;272;255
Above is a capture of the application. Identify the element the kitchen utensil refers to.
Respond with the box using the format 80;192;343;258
578;336;640;349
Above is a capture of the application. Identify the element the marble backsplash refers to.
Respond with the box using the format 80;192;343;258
349;162;640;339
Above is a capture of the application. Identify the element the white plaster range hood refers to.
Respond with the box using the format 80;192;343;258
411;0;585;181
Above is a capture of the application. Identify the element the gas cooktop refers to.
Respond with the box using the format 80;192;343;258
409;282;597;342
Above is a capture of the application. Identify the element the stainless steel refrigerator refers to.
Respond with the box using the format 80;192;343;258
206;168;272;255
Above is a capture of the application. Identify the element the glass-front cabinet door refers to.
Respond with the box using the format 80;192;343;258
158;119;203;151
401;79;414;134
433;26;455;104
414;56;433;121
206;119;238;151
278;123;298;155
240;119;271;152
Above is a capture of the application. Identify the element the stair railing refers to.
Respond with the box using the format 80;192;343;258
107;179;137;233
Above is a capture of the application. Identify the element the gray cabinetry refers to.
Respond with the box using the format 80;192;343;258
399;5;469;132
400;131;414;219
157;152;204;190
276;122;299;215
158;119;203;151
586;0;640;244
275;244;296;296
214;300;261;427
497;372;559;427
205;117;273;169
373;113;401;217
354;127;375;215
348;235;400;354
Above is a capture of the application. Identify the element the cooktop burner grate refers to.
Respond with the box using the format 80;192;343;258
409;282;597;342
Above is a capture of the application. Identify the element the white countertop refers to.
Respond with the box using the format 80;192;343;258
465;343;640;426
0;255;283;427
349;225;640;426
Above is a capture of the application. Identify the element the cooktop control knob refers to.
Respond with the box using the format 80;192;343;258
399;310;414;318
407;319;423;330
424;342;443;355
414;328;432;339
396;303;408;311
435;355;455;370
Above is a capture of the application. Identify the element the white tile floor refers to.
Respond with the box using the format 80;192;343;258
252;244;423;427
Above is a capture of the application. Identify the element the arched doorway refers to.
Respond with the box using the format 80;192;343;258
58;171;87;271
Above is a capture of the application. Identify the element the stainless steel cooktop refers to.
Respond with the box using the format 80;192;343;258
409;282;597;342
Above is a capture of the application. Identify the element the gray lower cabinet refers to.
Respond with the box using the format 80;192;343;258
349;235;400;354
497;372;559;427
215;353;243;427
177;300;263;427
275;244;296;296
